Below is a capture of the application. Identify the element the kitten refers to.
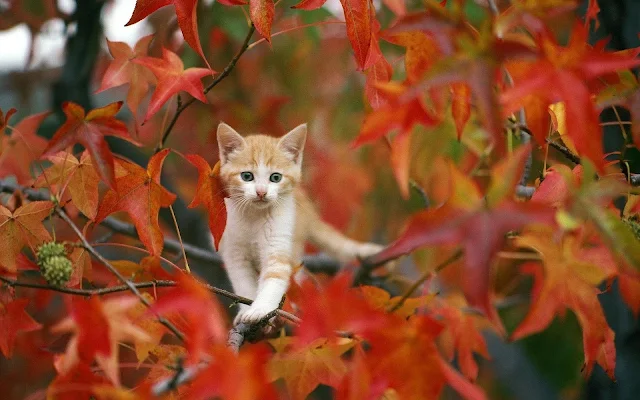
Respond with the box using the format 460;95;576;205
216;122;383;325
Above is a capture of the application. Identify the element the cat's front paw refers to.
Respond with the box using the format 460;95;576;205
235;302;277;325
357;243;385;259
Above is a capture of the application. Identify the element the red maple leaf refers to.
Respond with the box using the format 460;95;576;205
0;201;54;273
351;83;441;198
185;344;278;400
513;230;617;378
52;296;151;386
0;110;50;184
34;151;100;220
293;0;379;70
94;149;176;255
293;273;391;348
42;101;135;189
96;35;156;121
133;47;214;123
126;0;212;68
368;149;556;328
501;23;640;171
47;362;111;400
148;272;227;361
185;155;227;250
0;298;41;358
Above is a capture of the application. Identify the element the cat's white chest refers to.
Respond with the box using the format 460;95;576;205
219;197;296;271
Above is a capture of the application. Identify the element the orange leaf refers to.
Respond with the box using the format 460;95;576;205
340;0;377;70
0;110;50;184
352;85;440;198
148;272;227;361
250;0;275;42
185;344;278;400
96;35;156;121
0;201;54;273
451;82;471;140
0;298;41;358
185;155;227;250
35;151;100;220
94;149;176;255
382;31;442;84
126;0;212;68
268;336;354;400
501;23;640;172
369;200;556;330
432;295;490;381
52;296;151;386
513;230;617;378
133;48;214;123
42;101;134;189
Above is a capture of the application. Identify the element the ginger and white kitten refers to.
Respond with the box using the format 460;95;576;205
216;122;383;325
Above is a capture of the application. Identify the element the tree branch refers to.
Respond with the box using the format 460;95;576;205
0;179;344;275
155;24;256;152
55;208;186;341
0;275;300;325
387;249;463;313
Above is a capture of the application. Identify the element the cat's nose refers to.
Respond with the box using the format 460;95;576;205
256;189;267;200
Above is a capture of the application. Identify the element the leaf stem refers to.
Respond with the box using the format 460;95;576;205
155;24;256;153
386;249;463;313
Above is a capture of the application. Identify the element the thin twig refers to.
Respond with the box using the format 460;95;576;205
387;249;463;313
155;24;256;152
56;208;186;342
0;275;301;325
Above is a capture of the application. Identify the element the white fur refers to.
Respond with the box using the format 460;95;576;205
219;192;296;324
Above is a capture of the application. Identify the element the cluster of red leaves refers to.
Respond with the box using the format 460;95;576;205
2;0;640;399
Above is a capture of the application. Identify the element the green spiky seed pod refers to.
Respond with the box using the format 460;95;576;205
36;241;66;266
40;255;73;287
622;218;640;241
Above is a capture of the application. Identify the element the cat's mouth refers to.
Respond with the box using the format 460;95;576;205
252;198;272;207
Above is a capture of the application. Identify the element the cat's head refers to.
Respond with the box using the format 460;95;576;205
217;122;307;209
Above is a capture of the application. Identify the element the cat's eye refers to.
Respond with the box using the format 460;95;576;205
240;172;254;182
269;173;283;183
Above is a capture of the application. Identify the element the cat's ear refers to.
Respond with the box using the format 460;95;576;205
278;123;307;164
217;122;246;163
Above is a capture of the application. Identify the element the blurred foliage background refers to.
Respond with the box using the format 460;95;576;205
0;0;639;399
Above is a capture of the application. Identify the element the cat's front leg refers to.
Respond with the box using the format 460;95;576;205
219;240;260;325
237;252;292;324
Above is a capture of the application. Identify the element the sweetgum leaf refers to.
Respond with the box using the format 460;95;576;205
96;35;156;121
0;110;50;184
52;296;151;386
514;231;617;378
269;336;354;400
35;151;100;220
126;0;212;68
133;48;214;123
0;201;54;273
185;155;227;250
0;298;41;358
148;272;226;361
94;149;176;255
42;102;134;189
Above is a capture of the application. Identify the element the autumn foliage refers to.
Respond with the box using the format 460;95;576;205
1;0;640;399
